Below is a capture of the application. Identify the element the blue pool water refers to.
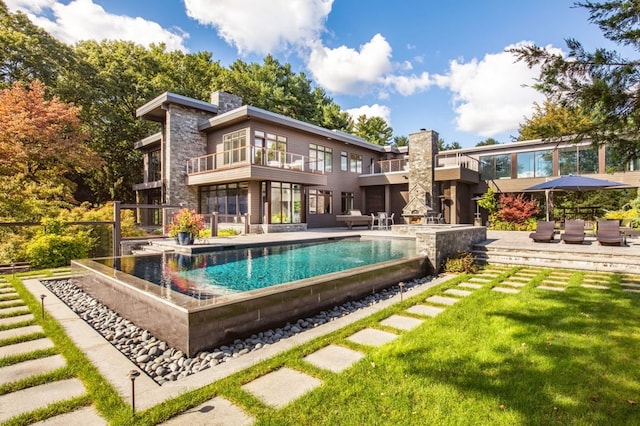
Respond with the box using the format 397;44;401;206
98;238;415;299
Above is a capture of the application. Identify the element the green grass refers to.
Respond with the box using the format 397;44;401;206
2;267;640;425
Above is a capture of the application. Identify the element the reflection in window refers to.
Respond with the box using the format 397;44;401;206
309;189;332;214
480;154;511;180
341;192;354;213
223;129;247;165
199;182;248;217
309;144;333;172
341;151;348;171
350;153;362;173
517;150;552;178
269;182;301;224
559;145;598;174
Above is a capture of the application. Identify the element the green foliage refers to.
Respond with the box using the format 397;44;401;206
477;187;498;214
217;228;240;237
25;233;92;268
443;251;478;274
354;115;393;145
489;217;538;231
476;137;500;147
518;100;593;140
393;135;409;146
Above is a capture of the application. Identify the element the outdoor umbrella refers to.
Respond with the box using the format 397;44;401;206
524;174;628;220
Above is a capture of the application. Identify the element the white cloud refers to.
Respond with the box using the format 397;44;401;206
306;34;393;94
384;72;432;96
184;0;333;55
434;42;562;137
6;0;189;51
345;104;392;125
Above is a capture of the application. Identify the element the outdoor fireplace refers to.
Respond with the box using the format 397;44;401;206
401;129;439;224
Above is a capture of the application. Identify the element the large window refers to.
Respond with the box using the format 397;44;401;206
480;154;511;180
199;182;248;217
255;131;287;165
349;153;363;173
341;192;354;214
147;149;161;182
309;144;333;172
517;150;553;178
223;130;247;165
309;189;332;214
266;182;302;223
559;145;598;175
340;151;348;171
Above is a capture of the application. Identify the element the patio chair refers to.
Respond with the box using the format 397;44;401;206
386;212;395;228
528;220;555;243
597;220;625;246
561;219;585;244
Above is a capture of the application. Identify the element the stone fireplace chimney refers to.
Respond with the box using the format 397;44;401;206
402;129;439;222
210;91;243;114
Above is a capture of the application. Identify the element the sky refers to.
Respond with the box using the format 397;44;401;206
5;0;618;148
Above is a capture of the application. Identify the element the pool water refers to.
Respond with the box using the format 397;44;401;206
98;238;415;299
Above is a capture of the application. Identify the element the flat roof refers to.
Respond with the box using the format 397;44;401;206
136;92;218;122
199;105;393;153
439;134;593;156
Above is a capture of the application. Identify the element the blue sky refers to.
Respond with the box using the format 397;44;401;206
7;0;615;147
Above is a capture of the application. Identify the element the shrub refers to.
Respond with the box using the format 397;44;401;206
26;232;93;268
217;228;240;237
443;251;478;274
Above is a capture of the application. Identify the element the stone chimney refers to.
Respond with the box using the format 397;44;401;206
210;91;242;114
402;129;439;220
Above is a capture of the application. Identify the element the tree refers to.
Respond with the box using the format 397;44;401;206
354;115;393;145
476;138;500;147
438;138;462;150
393;135;409;147
518;100;593;140
511;1;640;163
0;1;76;88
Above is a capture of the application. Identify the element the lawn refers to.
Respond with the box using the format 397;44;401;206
3;266;639;425
142;267;639;425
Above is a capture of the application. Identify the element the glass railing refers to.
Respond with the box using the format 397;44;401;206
187;146;319;174
369;158;409;174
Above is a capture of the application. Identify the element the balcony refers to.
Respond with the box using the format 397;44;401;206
186;146;327;186
434;152;480;184
359;158;408;186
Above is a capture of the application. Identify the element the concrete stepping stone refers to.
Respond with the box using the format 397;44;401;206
537;285;566;292
303;344;365;373
444;288;472;297
492;287;520;294
0;379;86;423
160;397;253;426
380;314;424;331
426;295;459;306
0;306;30;316
621;282;640;289
0;354;66;384
500;281;526;288
0;325;43;340
581;284;610;290
458;283;483;289
347;328;398;347
468;277;492;283
0;288;17;295
0;313;34;327
0;337;54;358
623;288;640;294
508;276;531;282
407;304;444;317
241;367;322;409
542;279;569;286
0;299;23;307
31;406;107;426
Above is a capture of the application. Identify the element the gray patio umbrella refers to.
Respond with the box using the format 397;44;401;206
524;174;628;220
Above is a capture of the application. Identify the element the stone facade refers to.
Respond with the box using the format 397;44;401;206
164;105;214;207
403;130;439;218
414;225;486;273
210;91;242;114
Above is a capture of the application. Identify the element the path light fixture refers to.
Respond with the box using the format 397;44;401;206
399;282;405;302
40;294;46;319
128;369;141;415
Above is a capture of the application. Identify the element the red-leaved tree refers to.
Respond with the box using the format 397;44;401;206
497;193;540;224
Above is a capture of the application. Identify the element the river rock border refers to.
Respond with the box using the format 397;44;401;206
43;276;432;385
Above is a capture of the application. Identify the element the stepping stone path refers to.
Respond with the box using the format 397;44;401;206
379;314;424;331
347;328;398;347
620;276;640;293
537;285;566;292
0;279;98;424
161;397;254;426
304;344;365;373
444;288;472;297
407;304;444;317
241;367;322;409
426;295;460;306
492;286;520;294
580;274;611;290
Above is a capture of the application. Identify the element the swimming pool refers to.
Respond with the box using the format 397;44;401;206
71;236;426;356
95;238;416;299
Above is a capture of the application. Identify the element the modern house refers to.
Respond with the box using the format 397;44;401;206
133;91;640;231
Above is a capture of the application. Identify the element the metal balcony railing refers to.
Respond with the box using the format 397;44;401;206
369;158;409;174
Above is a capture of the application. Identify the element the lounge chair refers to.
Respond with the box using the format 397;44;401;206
597;220;625;246
528;220;555;243
561;219;585;244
